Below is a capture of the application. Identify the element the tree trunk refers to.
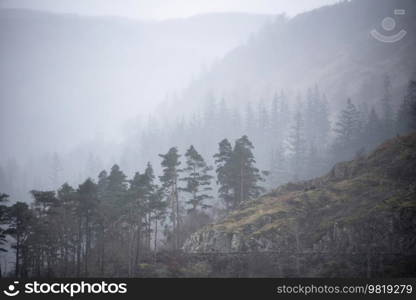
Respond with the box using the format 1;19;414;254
240;163;244;208
148;213;152;251
76;220;82;277
127;228;132;277
85;212;91;277
15;238;20;277
154;219;158;262
170;188;177;250
99;225;105;276
134;217;142;270
175;184;180;249
63;244;67;277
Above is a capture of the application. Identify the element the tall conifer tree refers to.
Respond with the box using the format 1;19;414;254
181;146;213;213
159;147;181;249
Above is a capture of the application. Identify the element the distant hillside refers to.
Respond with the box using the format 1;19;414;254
183;132;416;277
0;9;271;159
175;0;416;115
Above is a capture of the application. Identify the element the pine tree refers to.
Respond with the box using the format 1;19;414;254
106;165;128;204
305;143;322;179
101;165;128;229
31;190;58;217
364;108;383;150
123;162;162;270
181;146;213;213
76;178;98;276
97;170;109;201
287;109;307;180
333;98;362;161
305;87;318;146
30;190;59;277
141;163;163;252
0;193;9;256
396;80;416;134
258;102;270;137
380;75;394;138
159;147;181;249
5;201;33;277
213;139;233;211
317;93;331;149
56;183;77;277
103;165;128;272
270;142;287;187
257;101;271;165
95;170;109;275
229;136;265;209
270;93;281;147
147;173;166;254
281;90;290;127
304;86;330;150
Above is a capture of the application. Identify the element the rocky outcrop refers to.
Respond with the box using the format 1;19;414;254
183;133;416;276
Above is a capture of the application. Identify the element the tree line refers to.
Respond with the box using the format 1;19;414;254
0;136;265;277
271;77;416;185
1;77;415;277
1;75;414;203
124;76;416;188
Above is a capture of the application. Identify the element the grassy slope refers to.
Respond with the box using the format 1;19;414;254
192;133;416;252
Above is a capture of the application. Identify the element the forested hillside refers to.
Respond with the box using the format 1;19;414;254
183;132;416;276
0;78;415;277
120;0;416;192
1;0;416;278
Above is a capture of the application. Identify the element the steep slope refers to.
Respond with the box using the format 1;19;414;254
183;132;416;276
175;0;416;114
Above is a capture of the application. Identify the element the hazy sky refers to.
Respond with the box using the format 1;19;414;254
0;0;340;20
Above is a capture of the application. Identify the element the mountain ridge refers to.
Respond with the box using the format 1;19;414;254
171;0;416;117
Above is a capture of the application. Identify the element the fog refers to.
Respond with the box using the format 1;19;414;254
0;0;339;19
0;9;271;189
0;9;270;154
0;0;340;200
1;0;415;201
0;0;416;279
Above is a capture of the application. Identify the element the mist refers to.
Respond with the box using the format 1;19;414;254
0;0;416;279
0;8;273;195
0;1;338;199
0;0;339;20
